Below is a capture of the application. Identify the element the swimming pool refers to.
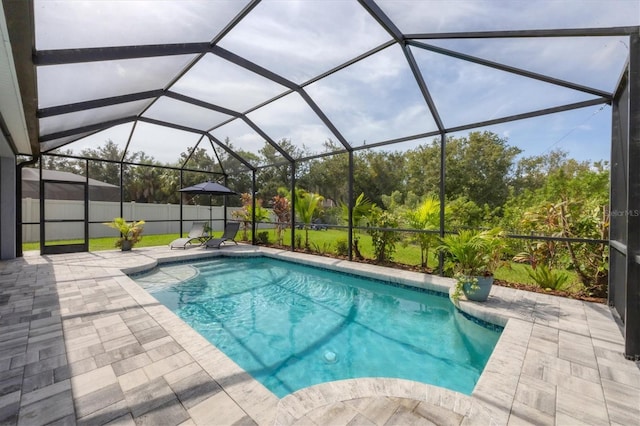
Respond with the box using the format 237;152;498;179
133;256;501;397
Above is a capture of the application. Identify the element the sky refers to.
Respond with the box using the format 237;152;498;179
33;0;640;166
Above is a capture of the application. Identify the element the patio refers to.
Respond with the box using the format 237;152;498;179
1;246;638;425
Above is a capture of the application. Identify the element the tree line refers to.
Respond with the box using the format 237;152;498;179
39;131;609;295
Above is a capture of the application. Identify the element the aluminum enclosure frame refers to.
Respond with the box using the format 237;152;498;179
1;1;640;357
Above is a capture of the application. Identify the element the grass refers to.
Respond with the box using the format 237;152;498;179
24;227;583;293
23;234;180;252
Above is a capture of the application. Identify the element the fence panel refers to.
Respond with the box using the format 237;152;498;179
22;198;245;242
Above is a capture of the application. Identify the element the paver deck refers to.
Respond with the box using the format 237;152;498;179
0;245;638;425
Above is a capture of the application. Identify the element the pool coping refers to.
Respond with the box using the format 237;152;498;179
2;245;639;425
108;245;640;424
128;247;499;424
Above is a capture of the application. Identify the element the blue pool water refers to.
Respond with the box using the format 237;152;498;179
133;256;501;397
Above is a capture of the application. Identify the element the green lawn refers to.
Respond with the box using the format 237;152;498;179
24;227;583;293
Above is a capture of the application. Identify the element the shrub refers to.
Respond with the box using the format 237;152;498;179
526;265;570;291
311;242;332;255
367;207;401;263
335;238;349;256
256;231;270;245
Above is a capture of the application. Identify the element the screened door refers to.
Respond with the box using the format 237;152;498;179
40;180;88;254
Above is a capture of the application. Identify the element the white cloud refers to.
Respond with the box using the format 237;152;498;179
34;0;248;49
41;0;634;165
218;0;392;83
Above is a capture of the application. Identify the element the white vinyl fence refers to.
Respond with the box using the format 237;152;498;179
21;198;272;243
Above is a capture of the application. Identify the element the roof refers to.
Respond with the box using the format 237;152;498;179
21;167;119;188
2;0;639;170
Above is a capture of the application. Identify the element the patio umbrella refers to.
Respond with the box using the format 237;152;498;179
178;181;238;196
178;181;238;229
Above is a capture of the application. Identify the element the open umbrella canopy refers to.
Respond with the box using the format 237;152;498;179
178;181;238;195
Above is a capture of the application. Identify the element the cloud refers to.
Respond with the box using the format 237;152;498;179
40;0;634;165
218;0;391;83
34;0;247;49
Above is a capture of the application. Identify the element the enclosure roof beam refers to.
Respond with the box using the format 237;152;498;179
37;89;241;124
164;91;241;117
137;116;207;135
302;40;396;87
39;116;136;142
210;46;353;152
356;0;446;131
210;0;262;45
403;46;445;132
298;89;353;151
181;134;206;168
210;45;298;91
33;42;211;65
41;150;224;175
354;130;442;152
358;0;404;43
242;116;295;163
207;133;257;171
37;90;164;118
34;28;639;66
408;40;613;99
406;26;640;39
445;97;610;134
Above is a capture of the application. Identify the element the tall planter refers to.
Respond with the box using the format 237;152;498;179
462;276;494;302
437;228;505;303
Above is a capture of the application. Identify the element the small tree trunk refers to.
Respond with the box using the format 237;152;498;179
353;238;363;260
559;203;591;286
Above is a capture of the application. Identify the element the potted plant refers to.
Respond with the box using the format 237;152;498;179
105;217;145;251
437;228;505;302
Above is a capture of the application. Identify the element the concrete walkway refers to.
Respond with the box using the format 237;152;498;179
0;246;638;425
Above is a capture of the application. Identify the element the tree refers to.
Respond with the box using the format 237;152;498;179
404;131;521;210
41;148;82;174
257;140;302;201
354;150;406;207
340;192;375;259
366;206;400;263
405;195;441;269
506;159;609;296
299;140;349;205
218;139;258;206
294;189;324;250
231;193;271;241
511;149;568;196
271;193;291;246
82;140;123;186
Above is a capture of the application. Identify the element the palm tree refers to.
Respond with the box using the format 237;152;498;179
340;192;374;259
294;189;324;250
405;196;442;269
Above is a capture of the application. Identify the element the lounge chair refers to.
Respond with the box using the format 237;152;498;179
169;221;209;249
205;222;240;249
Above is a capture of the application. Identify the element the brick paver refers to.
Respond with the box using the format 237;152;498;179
0;246;638;425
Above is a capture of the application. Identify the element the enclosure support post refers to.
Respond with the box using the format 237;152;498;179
251;170;256;245
625;31;640;359
348;151;354;261
290;162;296;251
38;159;44;254
119;162;124;220
438;133;446;275
84;159;89;251
15;155;39;257
178;170;183;237
223;174;228;227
